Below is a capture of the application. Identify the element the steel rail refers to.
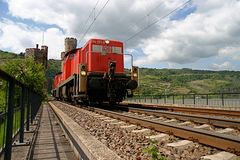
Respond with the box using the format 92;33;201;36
94;107;240;155
127;107;240;129
121;102;240;118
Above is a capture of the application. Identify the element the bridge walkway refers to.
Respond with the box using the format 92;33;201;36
31;103;76;160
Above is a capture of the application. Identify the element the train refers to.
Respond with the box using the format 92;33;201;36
52;38;138;104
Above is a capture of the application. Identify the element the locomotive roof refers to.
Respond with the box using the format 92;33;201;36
82;38;123;48
87;38;123;43
63;38;123;58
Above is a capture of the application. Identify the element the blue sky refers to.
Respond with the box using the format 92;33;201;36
0;0;63;31
0;0;240;70
0;1;7;16
170;2;196;20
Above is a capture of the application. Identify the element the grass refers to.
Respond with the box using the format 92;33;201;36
0;118;6;150
143;139;168;160
0;107;26;150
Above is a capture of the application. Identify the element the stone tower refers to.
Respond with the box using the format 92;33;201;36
25;44;48;69
61;37;77;71
64;37;77;53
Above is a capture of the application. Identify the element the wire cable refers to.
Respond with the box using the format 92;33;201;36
128;1;165;31
79;0;101;35
125;0;192;43
79;0;111;44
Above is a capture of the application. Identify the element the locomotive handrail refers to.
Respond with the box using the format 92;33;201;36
124;53;133;66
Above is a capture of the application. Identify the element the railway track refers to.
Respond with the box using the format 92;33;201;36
121;102;240;118
51;101;240;159
93;107;240;154
126;107;240;129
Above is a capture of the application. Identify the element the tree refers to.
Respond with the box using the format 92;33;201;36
1;57;45;96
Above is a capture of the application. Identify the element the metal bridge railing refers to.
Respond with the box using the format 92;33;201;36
0;69;42;160
126;93;240;107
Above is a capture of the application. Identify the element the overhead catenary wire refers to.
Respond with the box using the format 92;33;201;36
79;0;111;44
79;0;101;36
127;1;165;31
125;0;192;43
147;1;165;17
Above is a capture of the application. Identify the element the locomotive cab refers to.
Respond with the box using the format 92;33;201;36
84;39;138;104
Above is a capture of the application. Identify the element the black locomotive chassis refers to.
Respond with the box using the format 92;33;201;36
87;73;135;102
53;73;137;103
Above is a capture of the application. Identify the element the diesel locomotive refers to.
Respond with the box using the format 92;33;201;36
52;38;138;104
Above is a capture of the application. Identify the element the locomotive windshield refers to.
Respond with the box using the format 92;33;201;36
112;46;122;54
92;44;102;52
92;44;122;54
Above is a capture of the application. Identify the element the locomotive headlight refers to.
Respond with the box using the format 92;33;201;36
80;71;86;76
133;73;138;77
105;40;110;44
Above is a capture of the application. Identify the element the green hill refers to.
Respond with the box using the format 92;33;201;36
136;68;240;95
47;62;240;95
0;50;24;64
1;50;240;96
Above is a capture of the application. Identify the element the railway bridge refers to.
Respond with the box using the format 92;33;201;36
0;69;240;160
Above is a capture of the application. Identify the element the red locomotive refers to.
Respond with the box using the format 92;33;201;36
52;38;138;104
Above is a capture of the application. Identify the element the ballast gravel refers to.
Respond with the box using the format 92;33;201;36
52;102;221;160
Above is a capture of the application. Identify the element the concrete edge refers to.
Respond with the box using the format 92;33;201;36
48;102;123;160
123;101;240;110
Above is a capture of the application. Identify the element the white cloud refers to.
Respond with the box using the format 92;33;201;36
135;0;240;65
1;0;240;69
2;0;178;59
5;0;179;42
6;0;79;31
210;61;233;70
219;46;240;60
0;19;65;59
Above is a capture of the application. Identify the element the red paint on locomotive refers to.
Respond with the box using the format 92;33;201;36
83;39;124;73
53;73;62;88
70;52;76;75
63;55;72;80
53;75;58;88
53;38;138;103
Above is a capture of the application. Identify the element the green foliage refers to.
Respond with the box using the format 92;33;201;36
0;51;60;94
1;50;240;96
46;59;61;93
1;57;45;96
143;140;168;160
0;80;7;113
137;68;240;96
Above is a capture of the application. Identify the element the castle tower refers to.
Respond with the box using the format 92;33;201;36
61;37;77;71
41;45;48;69
25;44;48;94
25;44;48;70
64;37;77;53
